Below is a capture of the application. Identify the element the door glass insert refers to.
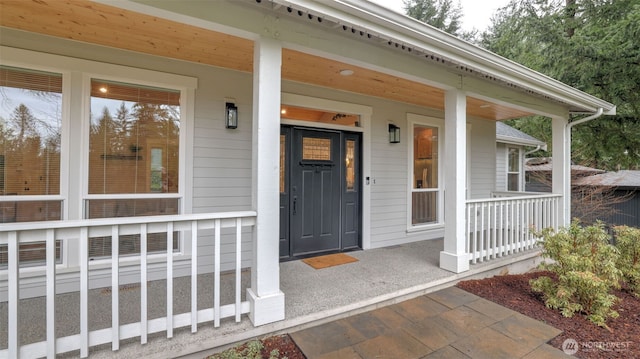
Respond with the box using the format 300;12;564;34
346;139;355;191
302;137;331;161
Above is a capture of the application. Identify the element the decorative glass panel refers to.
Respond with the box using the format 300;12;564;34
346;140;355;191
302;137;331;161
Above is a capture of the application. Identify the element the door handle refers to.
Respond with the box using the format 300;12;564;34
293;196;297;215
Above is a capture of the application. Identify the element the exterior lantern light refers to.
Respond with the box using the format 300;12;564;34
388;123;400;143
225;102;238;129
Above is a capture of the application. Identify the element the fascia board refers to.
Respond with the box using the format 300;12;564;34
282;0;616;115
496;135;546;147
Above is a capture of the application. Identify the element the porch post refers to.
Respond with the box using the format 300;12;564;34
247;36;285;326
551;116;570;226
440;89;470;273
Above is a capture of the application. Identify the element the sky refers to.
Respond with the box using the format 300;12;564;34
369;0;511;32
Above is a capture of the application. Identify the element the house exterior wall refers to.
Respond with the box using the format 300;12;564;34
1;0;565;297
468;119;496;199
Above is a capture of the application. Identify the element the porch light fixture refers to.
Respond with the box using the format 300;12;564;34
388;124;400;143
225;102;238;129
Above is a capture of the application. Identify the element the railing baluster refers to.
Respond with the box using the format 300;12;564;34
509;200;514;255
8;231;19;359
491;202;497;259
167;222;174;338
46;229;56;358
466;203;471;261
214;218;221;327
472;203;478;264
79;227;89;357
140;224;148;344
235;218;242;323
479;202;485;262
191;220;198;333
112;225;120;351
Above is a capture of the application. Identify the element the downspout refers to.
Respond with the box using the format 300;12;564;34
524;143;547;157
563;107;604;223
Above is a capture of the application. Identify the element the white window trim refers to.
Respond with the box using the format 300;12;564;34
1;46;197;269
407;113;444;231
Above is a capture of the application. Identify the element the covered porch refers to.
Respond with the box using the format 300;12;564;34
0;0;616;357
1;233;543;359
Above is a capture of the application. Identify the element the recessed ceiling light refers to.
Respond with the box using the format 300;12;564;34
281;108;287;114
99;86;108;93
339;69;354;76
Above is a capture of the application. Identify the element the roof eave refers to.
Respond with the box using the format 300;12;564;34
282;0;616;115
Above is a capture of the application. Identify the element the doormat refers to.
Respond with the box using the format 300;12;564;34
302;253;358;269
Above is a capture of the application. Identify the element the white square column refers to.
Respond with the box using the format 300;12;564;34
440;89;470;273
551;116;570;227
247;37;285;326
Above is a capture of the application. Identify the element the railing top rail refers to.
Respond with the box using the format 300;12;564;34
0;211;257;233
491;191;550;196
466;193;561;205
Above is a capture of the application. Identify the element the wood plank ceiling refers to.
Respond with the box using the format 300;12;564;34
0;0;532;121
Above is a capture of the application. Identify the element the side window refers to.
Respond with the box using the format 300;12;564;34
86;79;181;257
0;65;64;266
411;123;440;226
507;147;521;191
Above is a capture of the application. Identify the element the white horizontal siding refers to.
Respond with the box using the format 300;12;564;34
469;119;497;199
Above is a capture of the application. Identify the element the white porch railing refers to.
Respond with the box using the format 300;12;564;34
1;211;256;358
466;193;560;264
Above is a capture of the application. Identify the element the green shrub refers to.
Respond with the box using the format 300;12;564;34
613;225;640;296
530;220;621;327
209;339;287;359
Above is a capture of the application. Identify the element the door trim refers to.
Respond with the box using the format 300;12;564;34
281;93;372;250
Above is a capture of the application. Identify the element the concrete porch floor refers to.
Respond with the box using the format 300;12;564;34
2;238;546;358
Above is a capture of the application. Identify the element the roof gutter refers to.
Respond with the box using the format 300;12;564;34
567;108;604;130
279;0;617;114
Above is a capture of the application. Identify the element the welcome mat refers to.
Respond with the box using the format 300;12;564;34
302;253;359;269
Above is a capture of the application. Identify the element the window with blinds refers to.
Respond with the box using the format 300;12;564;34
87;79;181;258
0;65;63;266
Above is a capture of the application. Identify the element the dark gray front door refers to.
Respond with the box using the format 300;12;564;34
279;127;361;259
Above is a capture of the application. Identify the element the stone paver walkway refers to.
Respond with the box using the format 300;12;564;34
291;286;571;359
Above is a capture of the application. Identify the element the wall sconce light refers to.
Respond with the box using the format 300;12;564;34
388;124;400;143
225;102;238;129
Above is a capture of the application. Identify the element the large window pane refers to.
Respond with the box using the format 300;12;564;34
89;79;180;195
0;66;62;199
88;79;181;257
0;66;63;265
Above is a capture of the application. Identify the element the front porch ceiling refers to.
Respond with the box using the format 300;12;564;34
0;0;532;121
